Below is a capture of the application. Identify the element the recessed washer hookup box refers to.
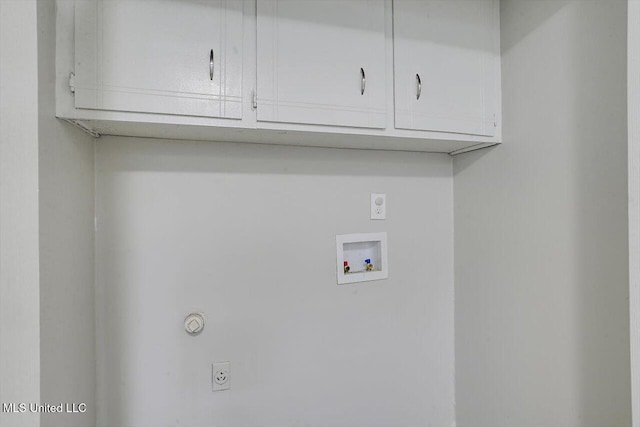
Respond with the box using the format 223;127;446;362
336;232;388;285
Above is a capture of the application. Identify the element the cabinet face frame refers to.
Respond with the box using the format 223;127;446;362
393;0;500;137
256;0;387;129
73;0;244;119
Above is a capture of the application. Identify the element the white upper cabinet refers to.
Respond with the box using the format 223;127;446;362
393;0;499;136
256;0;386;129
73;0;243;119
59;0;501;152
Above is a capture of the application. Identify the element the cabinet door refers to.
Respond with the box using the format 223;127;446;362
74;0;243;119
394;0;498;136
257;0;386;129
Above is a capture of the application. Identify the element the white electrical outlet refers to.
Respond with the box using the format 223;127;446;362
371;193;386;220
212;362;230;391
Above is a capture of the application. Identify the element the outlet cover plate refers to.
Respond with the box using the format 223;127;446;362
212;361;230;391
371;193;386;220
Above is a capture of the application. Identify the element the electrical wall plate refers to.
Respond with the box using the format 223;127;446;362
212;361;230;391
371;193;386;220
336;232;388;285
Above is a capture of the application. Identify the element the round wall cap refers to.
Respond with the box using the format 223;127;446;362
184;312;205;335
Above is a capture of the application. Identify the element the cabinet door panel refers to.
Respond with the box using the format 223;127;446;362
257;0;386;129
394;0;498;136
74;0;243;119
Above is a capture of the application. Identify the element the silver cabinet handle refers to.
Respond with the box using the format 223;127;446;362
416;73;422;100
209;49;214;80
360;67;366;95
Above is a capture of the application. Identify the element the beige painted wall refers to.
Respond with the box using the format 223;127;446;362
453;1;631;426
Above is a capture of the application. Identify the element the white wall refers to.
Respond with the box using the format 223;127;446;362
453;1;631;427
95;138;455;427
628;2;640;426
0;2;96;426
0;1;41;426
37;1;96;426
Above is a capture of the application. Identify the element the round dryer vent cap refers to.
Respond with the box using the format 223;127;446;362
184;312;205;336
